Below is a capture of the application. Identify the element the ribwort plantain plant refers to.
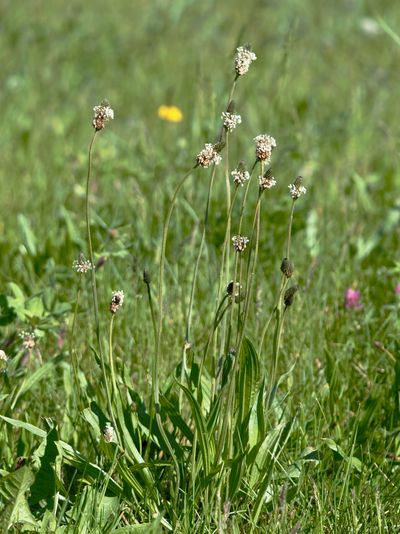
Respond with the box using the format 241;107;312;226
1;45;307;532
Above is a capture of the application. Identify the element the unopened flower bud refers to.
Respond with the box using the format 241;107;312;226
280;258;294;278
226;281;234;295
284;285;299;307
143;269;151;285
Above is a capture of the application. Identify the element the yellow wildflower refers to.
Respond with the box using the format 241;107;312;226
158;105;183;123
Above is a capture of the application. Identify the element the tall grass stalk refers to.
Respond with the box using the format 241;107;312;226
156;166;195;508
85;131;100;344
258;199;296;355
267;199;296;404
69;275;83;411
215;166;256;461
85;130;116;430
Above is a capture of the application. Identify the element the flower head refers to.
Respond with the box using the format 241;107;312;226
19;331;36;350
259;168;277;190
254;134;277;162
232;235;249;253
288;176;307;200
72;253;93;274
395;283;400;296
110;290;124;314
196;143;223;168
235;45;257;76
231;161;250;187
103;422;116;443
345;288;363;310
158;105;183;123
92;100;114;131
222;111;242;132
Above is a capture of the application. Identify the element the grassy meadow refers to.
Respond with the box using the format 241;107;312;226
1;0;400;531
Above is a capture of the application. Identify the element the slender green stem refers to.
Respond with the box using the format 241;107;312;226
224;134;231;280
145;280;158;349
185;165;217;342
198;295;231;403
107;313;121;444
235;161;264;355
85;130;101;345
268;307;286;407
266;200;297;404
156;168;194;374
85;130;116;426
215;166;256;462
224;163;256;353
69;275;82;409
156;166;194;509
236;194;261;353
258;200;296;354
286;200;295;260
108;314;117;401
144;278;158;461
187;77;237;349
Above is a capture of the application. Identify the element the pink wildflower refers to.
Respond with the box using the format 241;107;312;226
395;283;400;296
345;288;363;310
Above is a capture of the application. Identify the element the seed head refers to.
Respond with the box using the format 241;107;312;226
259;168;277;191
72;253;93;274
222;111;242;132
231;161;250;187
232;235;249;253
254;134;277;162
110;290;124;314
92;100;114;131
288;176;307;200
19;331;36;350
103;422;116;443
280;257;294;278
196;143;223;168
235;45;257;76
284;285;299;307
